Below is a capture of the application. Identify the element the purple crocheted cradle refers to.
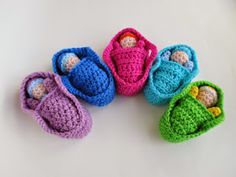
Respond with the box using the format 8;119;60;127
19;72;92;138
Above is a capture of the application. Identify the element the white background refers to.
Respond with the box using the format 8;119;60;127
0;0;236;177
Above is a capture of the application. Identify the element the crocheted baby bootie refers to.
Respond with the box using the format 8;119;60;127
103;28;157;96
144;44;199;105
20;72;92;138
159;81;224;143
52;47;115;106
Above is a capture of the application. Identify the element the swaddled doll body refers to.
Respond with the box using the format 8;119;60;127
21;72;92;138
159;81;224;143
111;32;147;83
52;47;115;106
144;44;199;105
103;27;157;96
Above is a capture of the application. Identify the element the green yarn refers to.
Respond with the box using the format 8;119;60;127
160;80;225;143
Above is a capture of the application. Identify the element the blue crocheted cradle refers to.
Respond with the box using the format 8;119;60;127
144;44;199;105
52;47;115;106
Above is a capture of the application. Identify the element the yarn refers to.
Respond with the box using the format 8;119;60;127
161;51;171;61
111;40;146;83
189;85;199;98
52;47;115;106
144;44;199;105
159;81;224;143
119;32;138;42
208;107;222;116
184;60;194;72
103;27;157;96
19;72;92;138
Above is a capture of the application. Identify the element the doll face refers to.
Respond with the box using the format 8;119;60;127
170;51;189;65
64;54;80;73
196;86;218;108
120;36;137;48
27;78;48;100
32;83;47;100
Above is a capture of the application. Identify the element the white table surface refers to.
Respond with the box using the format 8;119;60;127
0;0;236;177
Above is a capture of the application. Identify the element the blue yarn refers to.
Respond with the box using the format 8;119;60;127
52;47;115;106
144;44;199;105
161;50;171;61
184;60;194;72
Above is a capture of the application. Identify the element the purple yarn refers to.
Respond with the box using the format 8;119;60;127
19;72;92;138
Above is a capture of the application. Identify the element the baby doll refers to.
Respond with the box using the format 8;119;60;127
162;48;194;72
119;32;138;48
189;85;222;116
58;53;80;74
113;32;146;49
27;78;48;100
111;32;147;83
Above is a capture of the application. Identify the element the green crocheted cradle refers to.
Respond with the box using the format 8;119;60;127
160;81;224;143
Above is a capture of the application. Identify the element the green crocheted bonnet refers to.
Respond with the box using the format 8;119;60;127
160;80;224;143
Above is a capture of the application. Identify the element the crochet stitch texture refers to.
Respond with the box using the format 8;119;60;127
19;72;92;138
144;44;199;105
103;28;157;96
52;47;115;106
159;81;224;143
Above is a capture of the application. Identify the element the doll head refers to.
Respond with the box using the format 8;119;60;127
58;53;80;74
171;50;189;65
170;47;192;65
27;78;48;100
119;32;138;48
196;86;218;108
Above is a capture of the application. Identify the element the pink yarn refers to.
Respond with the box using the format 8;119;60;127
103;28;157;96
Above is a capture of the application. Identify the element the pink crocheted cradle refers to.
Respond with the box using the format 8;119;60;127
103;28;157;96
